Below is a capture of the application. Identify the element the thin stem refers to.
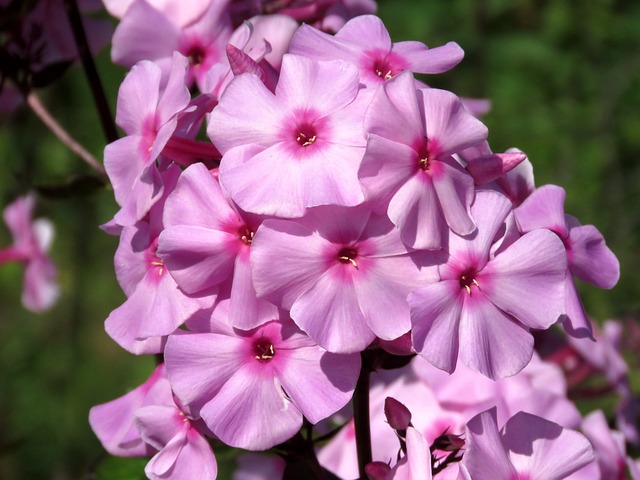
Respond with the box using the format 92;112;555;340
26;92;107;177
62;0;119;144
353;353;372;479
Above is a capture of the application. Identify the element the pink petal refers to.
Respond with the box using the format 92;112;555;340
335;15;391;50
562;274;593;339
151;428;217;480
431;155;475;236
567;224;619;288
251;219;330;309
394;40;464;74
502;412;594;480
200;366;302;450
466;152;528;185
275;348;360;424
458;292;534;379
134;405;182;450
144;431;184;476
113;222;152;297
480;229;567;330
156;52;190;125
291;267;375;353
114;60;161;134
289;23;362;64
409;280;463;373
22;253;59;313
462;408;518;480
515;184;569;237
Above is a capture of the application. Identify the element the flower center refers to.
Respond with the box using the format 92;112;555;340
187;45;206;66
337;247;358;268
372;58;393;80
253;338;276;362
295;123;317;147
459;271;479;295
239;226;254;245
418;141;436;171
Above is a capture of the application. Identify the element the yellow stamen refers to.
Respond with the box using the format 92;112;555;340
338;256;358;268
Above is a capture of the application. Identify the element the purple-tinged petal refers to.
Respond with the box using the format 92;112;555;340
114;222;152;297
22;253;59;313
459;292;534;379
291;268;375;353
289;23;362;64
495;151;535;206
462;408;518;480
503;411;594;480
335;15;391;50
515;184;569;238
364;71;423;146
358;134;417;210
388;173;444;250
144;432;183;477
302;204;371;247
200;366;302;450
419;88;488;156
480;229;567;330
409;280;463;374
104;135;149;207
156;52;190;125
448;190;512;270
276;348;360;424
251;219;330;309
134;405;182;450
228;247;278;330
164;332;245;412
114;60;161;134
562;274;593;339
111;0;179;67
276;55;360;116
466;152;528;185
431;155;475;236
208;73;285;153
149;427;217;480
567;224;619;289
394;40;464;74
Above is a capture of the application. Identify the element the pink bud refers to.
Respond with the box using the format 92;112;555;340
432;433;465;452
384;396;412;431
466;152;527;185
365;461;392;480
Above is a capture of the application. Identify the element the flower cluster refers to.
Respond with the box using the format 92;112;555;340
75;0;631;478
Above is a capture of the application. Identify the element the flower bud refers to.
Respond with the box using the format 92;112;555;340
384;396;412;431
365;461;392;480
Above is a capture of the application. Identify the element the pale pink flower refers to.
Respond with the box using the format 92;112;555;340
0;194;59;312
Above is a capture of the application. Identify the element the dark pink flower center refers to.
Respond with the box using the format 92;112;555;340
239;226;255;245
186;45;206;66
373;57;394;80
253;338;276;362
295;123;317;147
417;138;441;171
337;247;358;268
459;270;478;294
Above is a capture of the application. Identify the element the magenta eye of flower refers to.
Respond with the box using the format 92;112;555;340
253;338;276;362
186;46;206;66
239;226;255;245
337;247;359;268
295;123;317;147
459;271;479;294
417;141;436;171
372;58;394;80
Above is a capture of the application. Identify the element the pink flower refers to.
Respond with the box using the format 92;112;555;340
515;184;620;338
289;14;463;86
251;203;434;353
89;364;217;479
460;408;593;480
358;71;488;249
209;53;368;217
409;190;567;379
164;301;361;450
0;194;59;312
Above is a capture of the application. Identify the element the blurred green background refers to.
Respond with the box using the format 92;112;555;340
1;0;639;478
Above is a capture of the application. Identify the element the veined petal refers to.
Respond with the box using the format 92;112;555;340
431;156;475;236
134;405;183;451
251;219;330;309
562;274;593;339
114;60;161;134
502;412;593;480
395;40;464;74
200;366;302;450
276;348;360;424
462;408;518;480
458;292;534;379
480;229;567;330
289;23;362;64
335;15;391;50
409;280;463;374
515;184;568;237
568;224;619;289
290;267;375;353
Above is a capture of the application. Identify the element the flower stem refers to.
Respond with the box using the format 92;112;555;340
62;0;119;144
354;352;372;479
26;92;107;177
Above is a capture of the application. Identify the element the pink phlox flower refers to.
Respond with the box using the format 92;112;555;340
409;190;567;380
164;301;361;450
104;52;192;227
156;162;277;330
89;364;217;479
412;354;582;430
105;166;215;354
458;142;528;187
358;71;488;249
210;53;368;217
289;14;464;87
515;184;620;338
0;193;59;312
581;410;629;480
111;0;233;90
460;407;594;480
251;203;438;353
